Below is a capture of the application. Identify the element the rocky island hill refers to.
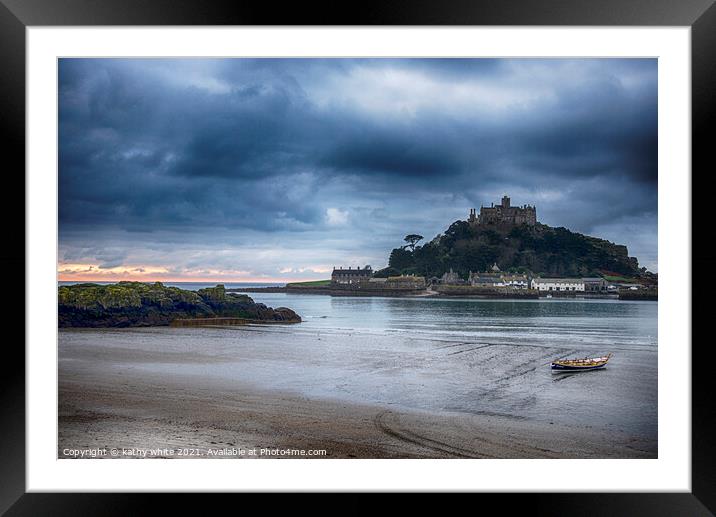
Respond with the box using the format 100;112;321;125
376;199;654;281
58;282;301;327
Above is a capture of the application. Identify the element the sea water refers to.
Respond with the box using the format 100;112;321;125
59;292;657;441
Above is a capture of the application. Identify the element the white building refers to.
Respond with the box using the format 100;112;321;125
468;272;530;289
531;278;585;292
502;274;530;289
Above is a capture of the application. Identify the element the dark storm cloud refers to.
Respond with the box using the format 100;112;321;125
58;58;658;276
508;76;658;184
320;124;463;178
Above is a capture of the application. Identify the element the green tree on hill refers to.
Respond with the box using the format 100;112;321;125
403;234;424;251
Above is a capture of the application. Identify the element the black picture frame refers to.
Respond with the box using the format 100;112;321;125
2;0;713;512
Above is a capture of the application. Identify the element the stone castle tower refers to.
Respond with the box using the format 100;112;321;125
469;195;536;226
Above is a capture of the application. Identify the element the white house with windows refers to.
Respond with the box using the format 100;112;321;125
468;272;530;289
531;277;585;292
502;274;530;289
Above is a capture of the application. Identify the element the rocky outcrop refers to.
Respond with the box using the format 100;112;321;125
58;282;301;327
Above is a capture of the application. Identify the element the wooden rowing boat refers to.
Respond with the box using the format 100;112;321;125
551;353;612;372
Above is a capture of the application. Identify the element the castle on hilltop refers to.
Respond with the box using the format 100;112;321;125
468;195;536;227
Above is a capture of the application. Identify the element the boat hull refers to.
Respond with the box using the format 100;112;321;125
551;363;607;372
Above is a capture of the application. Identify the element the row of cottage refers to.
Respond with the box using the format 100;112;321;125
331;264;610;292
331;266;427;289
436;265;609;292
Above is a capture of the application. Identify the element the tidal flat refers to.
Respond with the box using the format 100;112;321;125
59;295;657;459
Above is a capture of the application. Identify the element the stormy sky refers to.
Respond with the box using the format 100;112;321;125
58;58;657;282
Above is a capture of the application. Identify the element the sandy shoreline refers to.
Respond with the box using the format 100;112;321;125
58;328;656;459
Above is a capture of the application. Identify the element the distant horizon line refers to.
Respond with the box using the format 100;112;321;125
56;277;326;284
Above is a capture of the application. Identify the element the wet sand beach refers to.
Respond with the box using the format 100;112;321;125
59;300;657;459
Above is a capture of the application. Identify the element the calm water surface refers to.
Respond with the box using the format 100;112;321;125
249;292;657;351
60;289;657;441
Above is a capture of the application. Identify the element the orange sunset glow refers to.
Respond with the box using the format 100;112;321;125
57;262;329;283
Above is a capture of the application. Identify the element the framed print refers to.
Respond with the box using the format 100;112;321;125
2;0;714;512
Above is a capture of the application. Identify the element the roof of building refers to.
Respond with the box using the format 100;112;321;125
481;205;534;211
332;267;373;275
533;278;584;283
388;275;425;282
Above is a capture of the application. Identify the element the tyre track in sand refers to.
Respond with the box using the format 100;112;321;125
374;410;560;459
373;410;492;459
